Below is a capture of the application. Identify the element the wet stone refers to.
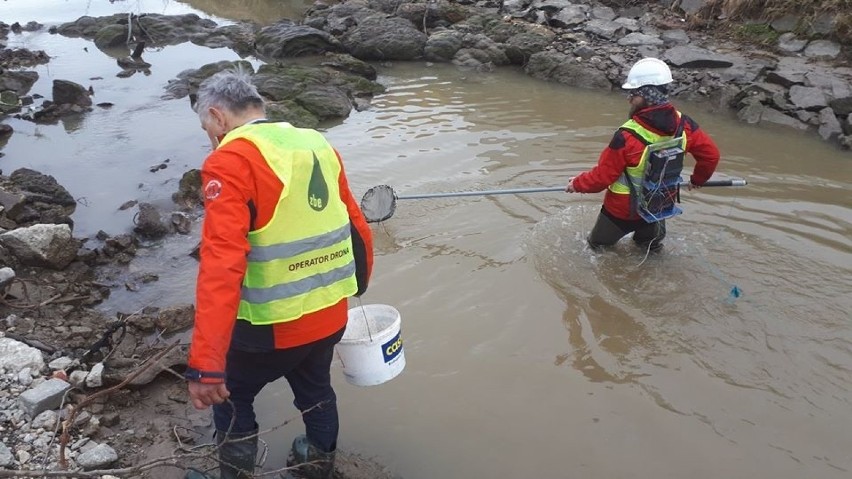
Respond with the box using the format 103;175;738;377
0;91;21;113
52;79;92;107
133;203;169;239
0;70;38;96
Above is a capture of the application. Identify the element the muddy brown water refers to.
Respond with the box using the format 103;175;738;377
2;1;852;478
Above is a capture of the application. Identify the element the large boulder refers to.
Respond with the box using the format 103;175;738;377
425;30;464;62
254;20;344;60
0;338;45;374
664;45;735;68
3;168;77;227
163;60;254;100
0;223;78;269
53;79;92;107
0;70;38;96
524;51;612;90
58;13;218;48
294;85;353;119
341;14;427;60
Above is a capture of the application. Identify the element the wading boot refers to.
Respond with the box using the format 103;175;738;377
282;434;336;479
217;429;258;479
184;468;214;479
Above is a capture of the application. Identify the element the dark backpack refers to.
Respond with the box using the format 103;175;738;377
625;119;687;223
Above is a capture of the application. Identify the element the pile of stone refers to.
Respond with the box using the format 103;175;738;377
0;336;119;472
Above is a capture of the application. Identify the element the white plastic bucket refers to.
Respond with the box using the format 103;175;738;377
336;304;405;386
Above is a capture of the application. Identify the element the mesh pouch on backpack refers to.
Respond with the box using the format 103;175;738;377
631;119;687;223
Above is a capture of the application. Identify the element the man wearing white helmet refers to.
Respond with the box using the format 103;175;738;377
566;57;720;252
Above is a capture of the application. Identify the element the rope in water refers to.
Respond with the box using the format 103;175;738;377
630;187;743;303
688;194;744;304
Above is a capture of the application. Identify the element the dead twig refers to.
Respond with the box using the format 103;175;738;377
161;366;186;381
85;304;150;362
0;346;328;478
0;294;61;310
0;399;327;478
0;276;91;310
131;41;145;58
0;451;208;477
47;295;93;305
59;342;180;468
41;388;76;471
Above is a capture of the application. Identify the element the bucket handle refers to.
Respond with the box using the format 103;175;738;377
355;297;374;342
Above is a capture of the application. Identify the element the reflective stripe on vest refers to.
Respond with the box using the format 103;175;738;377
608;114;687;195
218;122;357;325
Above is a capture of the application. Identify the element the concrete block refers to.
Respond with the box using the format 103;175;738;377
17;378;71;418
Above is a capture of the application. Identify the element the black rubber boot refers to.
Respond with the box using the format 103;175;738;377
283;435;336;479
217;429;258;479
184;468;214;479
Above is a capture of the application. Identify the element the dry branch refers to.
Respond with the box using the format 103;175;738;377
59;342;181;468
0;343;326;478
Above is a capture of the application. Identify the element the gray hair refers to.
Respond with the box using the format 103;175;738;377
194;67;265;123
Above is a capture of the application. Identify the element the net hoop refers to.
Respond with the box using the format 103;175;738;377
360;184;397;223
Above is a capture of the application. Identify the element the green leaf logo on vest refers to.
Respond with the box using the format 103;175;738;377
308;152;329;211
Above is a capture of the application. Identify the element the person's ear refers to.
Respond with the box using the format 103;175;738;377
208;107;226;131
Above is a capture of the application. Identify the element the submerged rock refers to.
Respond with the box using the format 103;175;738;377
132;203;170;240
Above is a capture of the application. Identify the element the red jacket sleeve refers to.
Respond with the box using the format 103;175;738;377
572;130;642;193
188;148;253;378
683;118;721;185
334;149;373;294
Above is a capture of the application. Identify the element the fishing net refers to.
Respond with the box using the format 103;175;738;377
360;185;397;223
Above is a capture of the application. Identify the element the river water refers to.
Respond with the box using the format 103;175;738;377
2;1;851;478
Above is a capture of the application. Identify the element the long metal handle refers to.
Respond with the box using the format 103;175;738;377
397;186;565;200
396;178;747;200
697;179;748;187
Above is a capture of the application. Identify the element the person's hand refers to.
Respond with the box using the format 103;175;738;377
565;177;576;193
687;181;700;191
188;381;230;410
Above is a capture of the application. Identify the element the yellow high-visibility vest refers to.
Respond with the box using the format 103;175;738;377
218;122;357;325
608;115;687;196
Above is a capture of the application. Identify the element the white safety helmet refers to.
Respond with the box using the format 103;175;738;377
622;58;673;90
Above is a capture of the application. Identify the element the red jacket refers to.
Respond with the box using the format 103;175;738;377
187;136;374;381
571;103;720;220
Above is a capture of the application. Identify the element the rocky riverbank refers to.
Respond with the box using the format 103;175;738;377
0;0;850;477
4;0;851;150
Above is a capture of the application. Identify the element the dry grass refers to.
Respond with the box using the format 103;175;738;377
693;0;852;44
708;0;852;19
602;1;852;46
